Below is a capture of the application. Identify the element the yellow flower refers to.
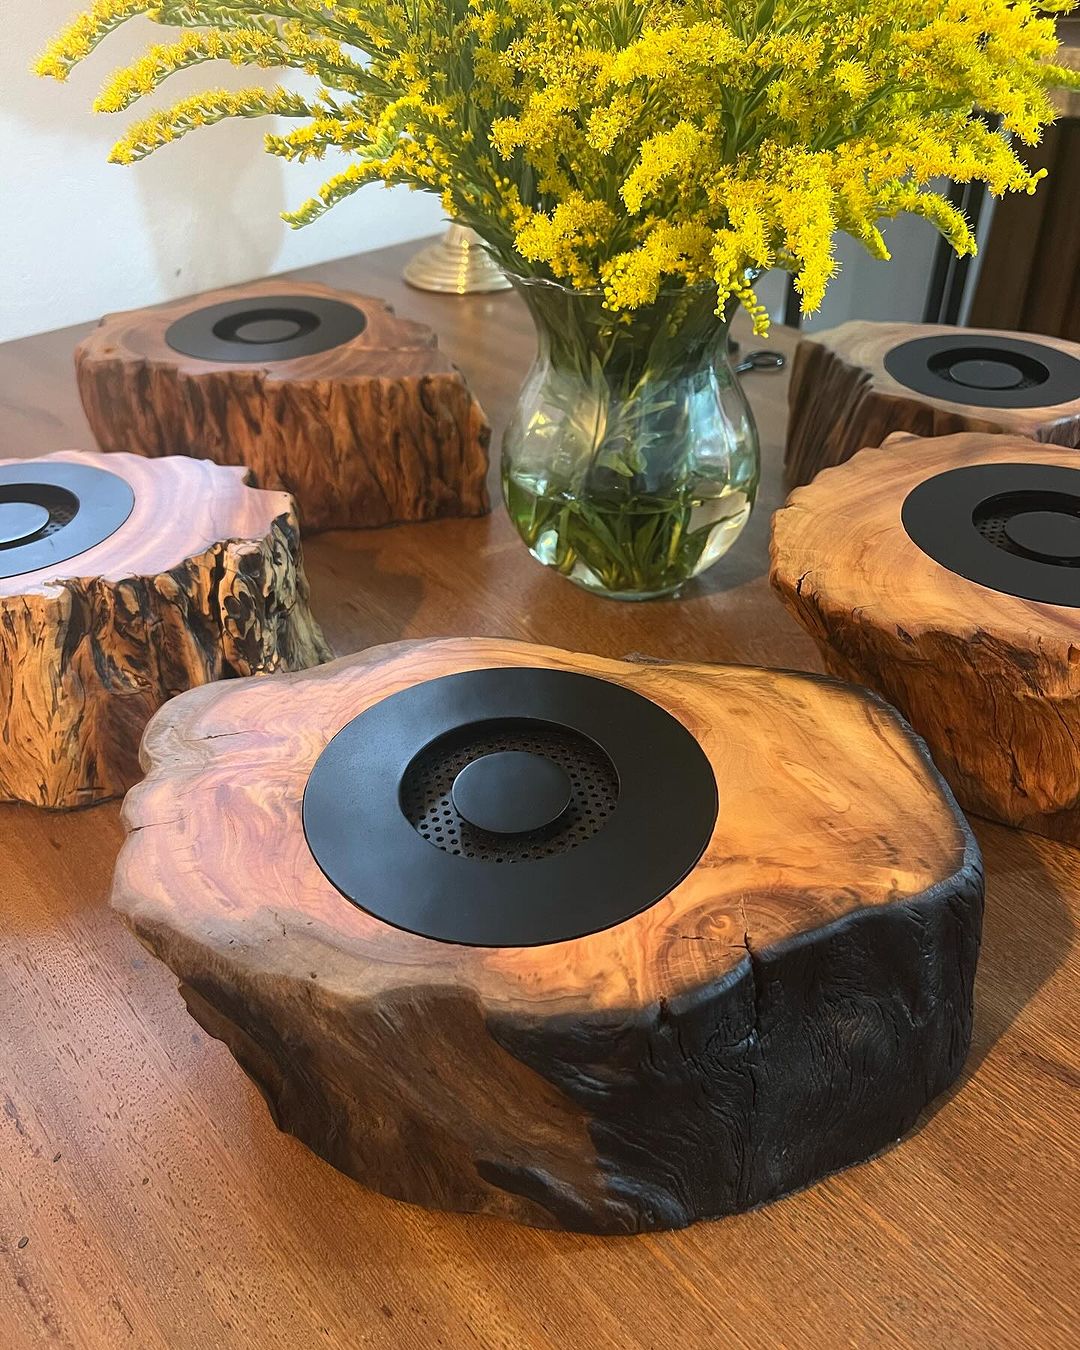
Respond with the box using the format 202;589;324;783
35;0;1080;331
35;0;152;79
110;88;311;163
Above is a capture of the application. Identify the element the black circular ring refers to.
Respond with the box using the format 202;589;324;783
884;334;1080;409
901;462;1080;606
165;294;367;363
0;461;135;580
302;668;719;947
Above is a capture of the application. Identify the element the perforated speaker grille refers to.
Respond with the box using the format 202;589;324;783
400;720;618;862
926;346;1047;392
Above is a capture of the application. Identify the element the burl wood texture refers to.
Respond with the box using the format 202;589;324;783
0;449;329;811
75;279;491;532
111;636;982;1235
772;431;1080;841
784;320;1080;488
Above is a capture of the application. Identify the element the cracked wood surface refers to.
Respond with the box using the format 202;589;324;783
1;239;1076;1346
0;449;329;809
111;637;982;1232
771;431;1080;842
75;279;491;533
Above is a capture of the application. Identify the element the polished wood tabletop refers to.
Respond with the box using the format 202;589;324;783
1;239;1076;1350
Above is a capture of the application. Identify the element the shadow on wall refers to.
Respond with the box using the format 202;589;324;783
131;116;287;301
1;5;293;336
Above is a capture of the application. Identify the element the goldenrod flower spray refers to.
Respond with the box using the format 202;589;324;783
37;1;1080;595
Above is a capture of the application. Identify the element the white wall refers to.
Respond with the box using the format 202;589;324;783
0;3;444;342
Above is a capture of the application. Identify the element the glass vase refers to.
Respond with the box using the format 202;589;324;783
502;277;760;600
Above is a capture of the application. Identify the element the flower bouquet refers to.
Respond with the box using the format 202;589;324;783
40;1;1079;597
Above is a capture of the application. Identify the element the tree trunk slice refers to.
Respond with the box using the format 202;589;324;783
0;450;330;810
111;637;983;1234
784;321;1080;490
75;280;491;533
771;430;1080;840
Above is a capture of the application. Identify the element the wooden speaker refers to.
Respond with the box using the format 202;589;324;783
784;321;1080;489
772;430;1080;841
75;280;491;533
0;449;328;810
110;638;982;1233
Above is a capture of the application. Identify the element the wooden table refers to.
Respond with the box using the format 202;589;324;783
1;240;1076;1350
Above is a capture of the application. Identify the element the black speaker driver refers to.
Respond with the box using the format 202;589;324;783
303;667;719;947
0;461;135;580
884;333;1080;410
165;294;367;363
901;461;1080;606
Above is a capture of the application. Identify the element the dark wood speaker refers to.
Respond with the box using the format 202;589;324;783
75;280;491;533
110;637;982;1233
772;430;1080;841
784;320;1080;489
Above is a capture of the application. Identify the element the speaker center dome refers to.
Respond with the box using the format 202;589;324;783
946;357;1025;391
1002;509;1080;564
0;500;50;547
451;751;572;836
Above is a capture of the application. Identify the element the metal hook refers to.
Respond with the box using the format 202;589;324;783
734;349;786;375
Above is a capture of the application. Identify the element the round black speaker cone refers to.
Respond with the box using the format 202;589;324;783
166;294;367;362
0;462;135;580
212;308;320;346
884;334;1080;409
303;667;719;946
902;462;1080;605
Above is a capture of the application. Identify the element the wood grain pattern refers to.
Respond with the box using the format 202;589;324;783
0;240;1076;1348
771;431;1080;841
0;449;329;810
111;636;982;1233
784;320;1080;489
76;279;491;533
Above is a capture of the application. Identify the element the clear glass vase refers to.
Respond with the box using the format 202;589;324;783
502;277;760;600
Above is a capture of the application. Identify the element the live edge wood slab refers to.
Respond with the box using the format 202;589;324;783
111;636;983;1235
0;449;329;810
784;320;1080;489
771;431;1080;842
75;279;491;533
